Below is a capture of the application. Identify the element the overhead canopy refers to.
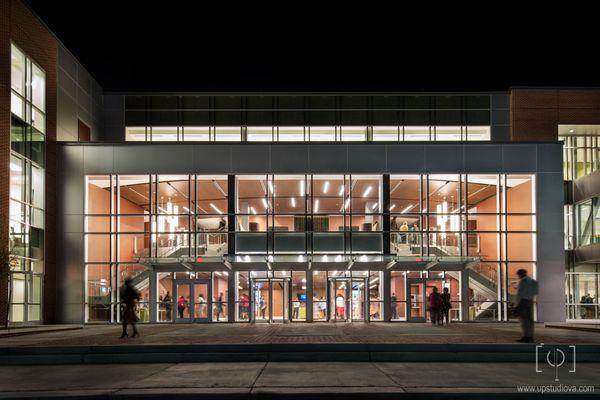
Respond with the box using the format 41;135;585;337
136;254;480;272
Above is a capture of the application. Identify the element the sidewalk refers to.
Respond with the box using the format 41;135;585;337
1;322;599;347
0;361;598;399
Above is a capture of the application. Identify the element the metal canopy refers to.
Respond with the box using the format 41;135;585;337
136;255;480;272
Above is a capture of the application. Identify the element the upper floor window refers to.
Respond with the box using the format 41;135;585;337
560;125;600;180
125;125;491;143
10;44;46;133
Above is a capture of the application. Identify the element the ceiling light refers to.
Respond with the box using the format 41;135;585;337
250;206;257;215
323;181;330;193
362;186;372;198
268;181;274;194
262;198;269;210
210;203;223;214
344;198;350;210
300;180;305;196
389;204;396;211
314;199;319;213
372;202;378;211
338;185;344;196
291;197;296;208
569;129;574;133
400;204;413;214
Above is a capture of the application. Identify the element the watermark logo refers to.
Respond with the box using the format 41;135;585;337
535;343;576;382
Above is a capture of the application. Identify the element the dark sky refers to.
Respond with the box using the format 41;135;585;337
24;2;600;93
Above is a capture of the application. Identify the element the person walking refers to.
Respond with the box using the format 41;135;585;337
428;286;442;326
391;292;398;319
440;287;452;324
120;277;141;338
177;295;187;319
515;269;538;343
215;292;224;321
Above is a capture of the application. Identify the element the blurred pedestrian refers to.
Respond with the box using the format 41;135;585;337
120;277;140;338
515;269;538;343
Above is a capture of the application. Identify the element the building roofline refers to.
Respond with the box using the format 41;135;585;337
103;91;510;96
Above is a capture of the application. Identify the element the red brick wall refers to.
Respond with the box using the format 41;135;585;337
511;88;600;141
0;0;57;324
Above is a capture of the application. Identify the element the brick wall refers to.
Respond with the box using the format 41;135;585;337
511;88;600;141
0;0;57;324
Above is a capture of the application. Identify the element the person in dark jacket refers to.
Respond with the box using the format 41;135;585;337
515;269;538;343
440;287;452;324
428;286;442;325
120;277;141;338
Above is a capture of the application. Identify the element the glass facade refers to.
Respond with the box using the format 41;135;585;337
126;125;491;142
8;44;45;323
566;265;599;321
560;125;600;181
124;94;491;142
84;173;535;323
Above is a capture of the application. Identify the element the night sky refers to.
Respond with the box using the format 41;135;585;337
24;2;599;93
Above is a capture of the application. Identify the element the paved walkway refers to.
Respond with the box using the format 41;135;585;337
1;322;599;347
0;361;598;398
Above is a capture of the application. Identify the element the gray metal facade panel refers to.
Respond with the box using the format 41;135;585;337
424;145;464;173
83;146;114;174
464;145;502;173
151;145;195;174
347;145;387;173
194;145;232;173
386;144;426;173
308;145;348;173
501;144;537;173
271;145;310;173
537;144;563;173
231;145;270;173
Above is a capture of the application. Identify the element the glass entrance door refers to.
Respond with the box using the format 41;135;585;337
329;278;366;322
174;279;211;323
407;279;426;322
330;278;349;321
252;278;289;323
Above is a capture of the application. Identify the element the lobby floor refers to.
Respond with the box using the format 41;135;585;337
1;322;599;347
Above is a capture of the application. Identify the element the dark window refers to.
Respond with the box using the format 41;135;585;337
465;96;491;109
125;96;147;109
308;96;336;110
214;96;242;110
466;110;490;125
435;96;462;109
340;96;368;109
150;111;178;126
125;111;147;126
246;96;274;109
247;111;273;126
277;96;304;109
404;111;431;125
372;96;399;109
403;96;431;109
182;111;210;125
435;111;463;125
78;119;91;142
182;96;210;109
277;111;305;126
150;96;178;110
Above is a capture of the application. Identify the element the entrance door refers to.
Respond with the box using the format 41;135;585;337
329;278;366;322
174;280;211;323
251;279;289;323
406;279;426;322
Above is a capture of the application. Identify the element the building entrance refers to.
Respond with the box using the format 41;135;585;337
251;278;289;323
328;277;367;322
173;279;211;323
406;278;445;322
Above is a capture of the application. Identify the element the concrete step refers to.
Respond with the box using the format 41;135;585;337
1;343;599;364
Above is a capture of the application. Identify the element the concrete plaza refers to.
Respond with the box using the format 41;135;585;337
2;322;600;347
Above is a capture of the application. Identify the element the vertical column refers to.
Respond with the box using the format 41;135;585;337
383;269;391;322
460;269;470;321
383;175;390;255
306;269;313;322
227;175;236;322
227;175;235;255
149;271;157;323
227;270;235;323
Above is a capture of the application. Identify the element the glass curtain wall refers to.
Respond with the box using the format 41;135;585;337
8;44;46;323
389;174;536;320
235;175;382;255
566;265;599;321
84;174;228;322
560;126;600;180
